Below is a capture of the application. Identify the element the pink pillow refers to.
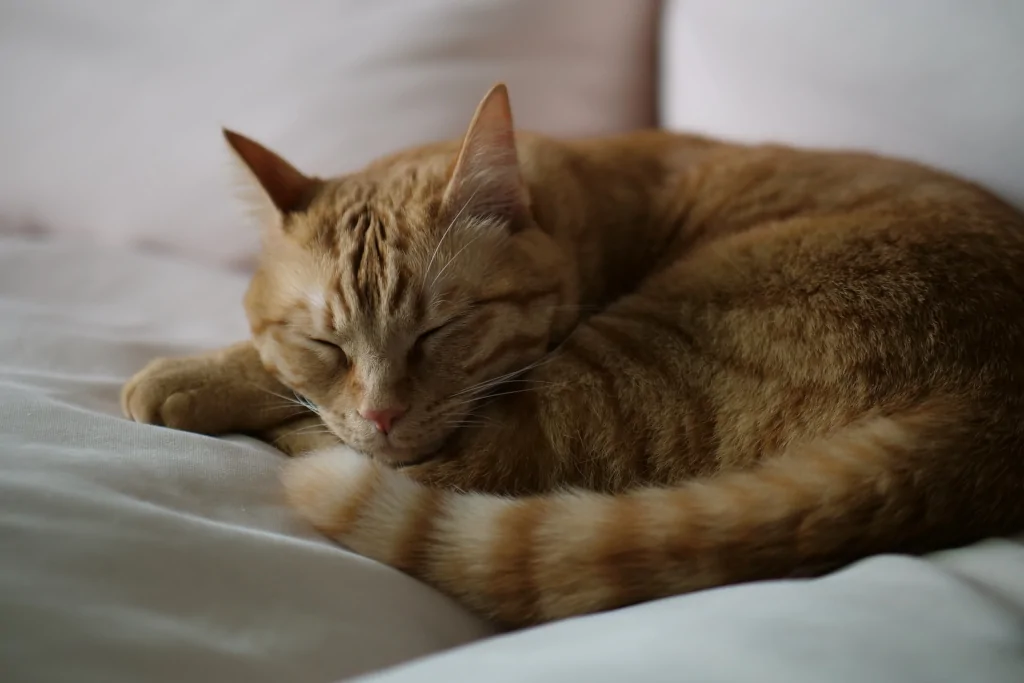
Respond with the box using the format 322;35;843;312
1;0;658;268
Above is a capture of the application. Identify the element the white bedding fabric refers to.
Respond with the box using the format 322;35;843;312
360;546;1024;683
0;238;492;682
1;237;1023;682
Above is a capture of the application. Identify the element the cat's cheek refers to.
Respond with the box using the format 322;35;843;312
256;342;308;392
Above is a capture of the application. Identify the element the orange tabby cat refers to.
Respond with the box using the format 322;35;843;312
123;83;1024;627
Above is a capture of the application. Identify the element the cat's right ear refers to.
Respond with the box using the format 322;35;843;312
443;83;530;230
223;129;320;218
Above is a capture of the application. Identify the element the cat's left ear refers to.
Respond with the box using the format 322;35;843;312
223;129;321;219
443;83;530;229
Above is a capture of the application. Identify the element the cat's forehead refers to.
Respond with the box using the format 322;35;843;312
304;177;443;251
283;202;438;330
279;159;503;328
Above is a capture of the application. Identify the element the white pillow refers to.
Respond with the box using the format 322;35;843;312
0;0;658;267
659;0;1024;210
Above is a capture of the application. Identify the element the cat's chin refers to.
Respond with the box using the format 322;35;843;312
368;441;444;467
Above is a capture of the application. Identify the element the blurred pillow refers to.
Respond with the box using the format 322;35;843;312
0;0;658;268
659;0;1024;210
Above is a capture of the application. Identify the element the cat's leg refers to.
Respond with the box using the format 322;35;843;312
122;340;318;440
261;415;341;457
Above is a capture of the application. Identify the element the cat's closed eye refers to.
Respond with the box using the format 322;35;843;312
416;323;449;346
411;320;457;359
416;311;474;347
309;338;348;366
310;338;341;350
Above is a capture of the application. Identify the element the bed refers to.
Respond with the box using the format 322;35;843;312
1;235;1022;682
3;2;1023;681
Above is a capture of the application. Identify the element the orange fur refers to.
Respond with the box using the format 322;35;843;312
124;83;1024;627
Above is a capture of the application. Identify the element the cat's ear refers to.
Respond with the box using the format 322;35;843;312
223;129;320;216
443;83;530;228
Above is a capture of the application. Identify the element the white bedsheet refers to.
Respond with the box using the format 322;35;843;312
1;237;1022;682
0;238;491;682
359;544;1024;683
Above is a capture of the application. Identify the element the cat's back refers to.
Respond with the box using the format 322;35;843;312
642;135;1024;439
561;129;1019;226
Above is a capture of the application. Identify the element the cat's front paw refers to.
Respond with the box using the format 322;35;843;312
121;356;229;434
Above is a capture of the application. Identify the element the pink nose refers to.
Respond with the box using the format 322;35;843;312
359;406;406;435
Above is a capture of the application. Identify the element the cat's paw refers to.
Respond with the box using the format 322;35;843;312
121;356;227;433
262;416;341;457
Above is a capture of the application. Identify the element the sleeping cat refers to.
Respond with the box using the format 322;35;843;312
123;83;1024;627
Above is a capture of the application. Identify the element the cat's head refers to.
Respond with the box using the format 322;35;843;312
229;84;574;463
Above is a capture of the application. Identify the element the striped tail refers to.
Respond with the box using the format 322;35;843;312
282;403;1008;627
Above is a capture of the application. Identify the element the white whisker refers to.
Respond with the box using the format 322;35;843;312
261;406;316;420
451;351;561;399
430;233;484;289
272;423;335;444
449;387;542;409
422;187;479;288
247;382;312;408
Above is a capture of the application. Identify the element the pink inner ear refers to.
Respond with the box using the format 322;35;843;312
443;84;530;223
223;129;319;214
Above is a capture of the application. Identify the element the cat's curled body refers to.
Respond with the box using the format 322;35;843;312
124;84;1024;627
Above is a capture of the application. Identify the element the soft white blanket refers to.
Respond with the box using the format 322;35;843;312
1;237;1022;683
0;238;490;682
